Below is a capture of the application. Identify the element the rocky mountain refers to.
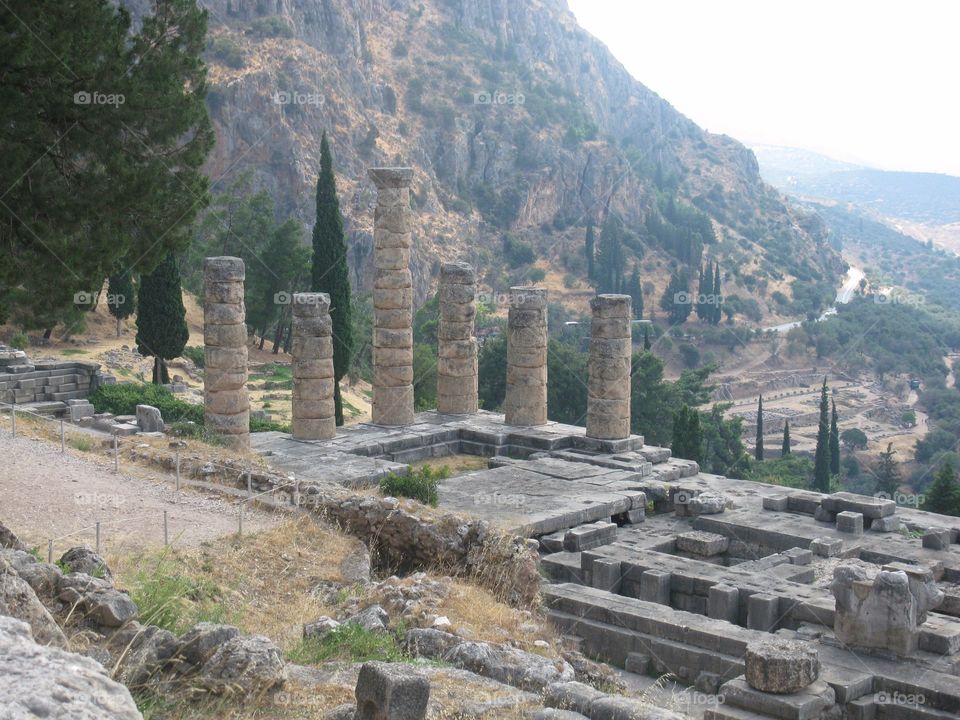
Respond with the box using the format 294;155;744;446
126;0;842;317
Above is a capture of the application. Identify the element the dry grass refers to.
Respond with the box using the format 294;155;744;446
437;581;551;651
410;454;488;477
109;516;359;650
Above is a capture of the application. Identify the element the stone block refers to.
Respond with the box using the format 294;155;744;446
639;570;671;605
810;537;843;557
676;531;729;557
135;404;163;433
544;681;603;715
813;506;836;523
624;653;650;675
354;660;429;720
745;638;819;693
784;548;813;566
719;677;835;720
836;511;864;535
591;559;622;594
747;593;779;631
869;515;900;533
763;495;790;511
708;584;740;623
922;527;951;550
832;565;919;656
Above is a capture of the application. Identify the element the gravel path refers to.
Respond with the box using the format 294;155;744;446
0;430;278;557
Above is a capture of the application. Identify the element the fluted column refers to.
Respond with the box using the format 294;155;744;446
291;293;336;440
203;257;249;450
587;294;632;439
369;167;415;426
437;262;478;414
504;287;548;426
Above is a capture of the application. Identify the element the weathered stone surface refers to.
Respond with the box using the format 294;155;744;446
200;634;286;696
438;265;478;416
345;604;390;633
832;564;920;656
0;561;67;647
116;624;178;686
836;511;864;535
135;404;164;433
506;287;548;426
587;295;632;440
676;531;729;557
446;641;575;691
178;622;241;667
0;519;28;550
745;638;820;693
83;588;138;628
403;628;464;658
303;616;341;640
355;660;429;720
0;615;142;719
59;545;112;580
291;292;336;440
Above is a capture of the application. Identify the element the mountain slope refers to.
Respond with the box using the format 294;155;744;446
131;0;842;318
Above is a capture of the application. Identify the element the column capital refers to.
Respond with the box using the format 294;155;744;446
368;167;414;189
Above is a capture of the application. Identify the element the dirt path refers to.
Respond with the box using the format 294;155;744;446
0;431;278;558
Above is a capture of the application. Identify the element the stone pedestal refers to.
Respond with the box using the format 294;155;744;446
291;293;336;440
745;638;820;694
586;294;632;440
504;287;547;427
437;262;478;414
203;257;249;450
369;167;415;426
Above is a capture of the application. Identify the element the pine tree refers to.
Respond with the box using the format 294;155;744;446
830;400;841;476
814;378;831;491
672;405;703;465
627;266;643;319
712;263;723;324
135;254;189;385
643;325;652;351
755;395;764;461
311;132;354;426
874;442;901;498
781;419;791;456
585;222;595;281
106;272;135;337
660;271;692;325
922;462;960;517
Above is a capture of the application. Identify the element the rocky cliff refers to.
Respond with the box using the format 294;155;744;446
128;0;842;315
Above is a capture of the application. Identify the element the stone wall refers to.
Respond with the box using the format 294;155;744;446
0;349;108;405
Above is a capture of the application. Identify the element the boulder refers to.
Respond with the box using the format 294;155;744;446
0;615;142;719
136;404;164;432
403;628;464;659
15;561;63;598
0;519;28;550
445;641;575;691
355;661;430;720
303;616;341;640
116;624;179;686
82;588;138;627
57;571;112;604
0;560;67;647
345;604;390;633
200;634;286;697
744;638;820;693
178;622;241;667
60;545;112;580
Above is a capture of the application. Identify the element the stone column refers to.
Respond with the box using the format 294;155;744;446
369;167;415;426
586;294;632;440
291;293;336;440
437;262;478;414
504;287;547;426
203;257;249;450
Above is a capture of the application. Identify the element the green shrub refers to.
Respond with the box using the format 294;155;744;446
209;36;245;68
181;345;204;368
89;384;204;424
379;465;450;506
248;16;293;39
9;330;28;350
127;552;227;634
527;267;546;283
287;624;407;664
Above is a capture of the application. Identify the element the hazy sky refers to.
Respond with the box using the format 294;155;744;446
567;0;960;177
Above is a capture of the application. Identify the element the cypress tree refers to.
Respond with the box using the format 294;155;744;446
585;222;595;280
107;272;136;337
643;325;651;351
814;378;831;491
830;400;841;476
782;419;791;456
874;442;901;498
135;254;189;385
922;462;960;517
311;131;354;426
695;264;706;321
628;266;643;319
688;410;703;465
712;263;723;324
755;395;764;461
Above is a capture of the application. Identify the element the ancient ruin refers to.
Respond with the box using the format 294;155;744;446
437;262;478;415
369;167;415;427
504;287;548;427
291;292;336;441
586;294;632;440
203;256;249;450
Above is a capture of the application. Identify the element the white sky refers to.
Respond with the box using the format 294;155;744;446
567;0;960;177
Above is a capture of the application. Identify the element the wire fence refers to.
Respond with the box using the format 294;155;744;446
0;400;302;562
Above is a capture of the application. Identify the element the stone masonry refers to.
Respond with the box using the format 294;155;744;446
203;256;249;450
586;294;632;440
437;262;478;414
504;287;548;427
291;293;336;441
369;167;415;426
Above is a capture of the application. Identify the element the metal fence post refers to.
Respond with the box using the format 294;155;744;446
60;419;65;453
47;539;52;564
175;449;181;492
238;504;244;536
113;434;119;473
11;403;16;438
246;471;252;498
163;510;169;546
95;522;101;555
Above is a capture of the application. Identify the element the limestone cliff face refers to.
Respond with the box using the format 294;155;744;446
125;0;839;312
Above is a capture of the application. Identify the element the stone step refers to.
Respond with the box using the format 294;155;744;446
49;391;85;401
719;677;836;720
875;701;960;720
